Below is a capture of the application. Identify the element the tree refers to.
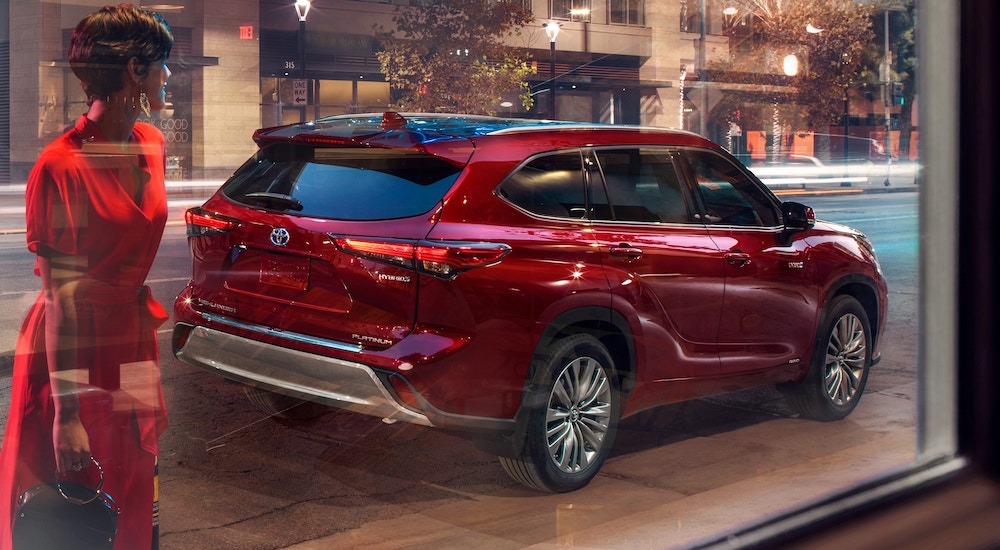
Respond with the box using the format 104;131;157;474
374;1;535;115
710;0;876;131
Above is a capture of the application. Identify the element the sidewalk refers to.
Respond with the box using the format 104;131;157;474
278;383;917;550
0;180;223;235
0;179;223;198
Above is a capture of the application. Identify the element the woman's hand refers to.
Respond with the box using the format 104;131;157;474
53;413;91;474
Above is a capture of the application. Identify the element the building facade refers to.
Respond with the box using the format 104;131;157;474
2;0;898;184
2;0;742;183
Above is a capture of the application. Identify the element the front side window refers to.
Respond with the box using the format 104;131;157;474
681;148;779;226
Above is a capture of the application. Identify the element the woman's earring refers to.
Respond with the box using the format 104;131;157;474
139;91;151;117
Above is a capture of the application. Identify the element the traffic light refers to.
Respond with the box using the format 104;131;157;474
891;82;904;106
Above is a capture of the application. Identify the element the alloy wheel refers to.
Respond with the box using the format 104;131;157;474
824;312;868;406
545;356;613;474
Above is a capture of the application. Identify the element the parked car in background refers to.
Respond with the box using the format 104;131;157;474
173;112;888;492
786;154;826;167
823;134;897;164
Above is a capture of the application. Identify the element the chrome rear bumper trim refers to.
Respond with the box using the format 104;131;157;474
199;311;364;353
176;324;432;426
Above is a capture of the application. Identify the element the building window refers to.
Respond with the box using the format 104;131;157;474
610;0;644;26
493;0;532;9
551;0;592;21
680;0;729;34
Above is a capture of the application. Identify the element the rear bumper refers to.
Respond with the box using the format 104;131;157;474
173;322;434;426
172;321;521;442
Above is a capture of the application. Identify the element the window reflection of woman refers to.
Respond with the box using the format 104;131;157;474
0;5;174;549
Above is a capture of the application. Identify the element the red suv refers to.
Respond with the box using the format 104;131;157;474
173;112;887;492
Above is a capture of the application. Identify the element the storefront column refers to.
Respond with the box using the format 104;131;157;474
190;0;261;179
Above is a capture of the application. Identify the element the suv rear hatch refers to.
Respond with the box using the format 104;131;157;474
195;140;467;349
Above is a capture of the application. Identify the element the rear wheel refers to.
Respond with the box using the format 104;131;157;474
499;333;620;493
780;295;872;421
243;386;329;421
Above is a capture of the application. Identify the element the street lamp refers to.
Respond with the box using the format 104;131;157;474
782;54;799;77
543;21;561;119
697;0;707;137
294;0;311;122
723;6;738;29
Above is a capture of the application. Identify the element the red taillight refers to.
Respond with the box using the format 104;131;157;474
185;207;240;237
414;243;510;278
331;236;510;280
334;237;416;269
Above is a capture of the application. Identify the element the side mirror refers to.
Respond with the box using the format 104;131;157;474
782;201;815;230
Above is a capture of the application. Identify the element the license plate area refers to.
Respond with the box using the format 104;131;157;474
259;253;309;291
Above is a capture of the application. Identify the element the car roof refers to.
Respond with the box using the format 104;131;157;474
252;111;711;150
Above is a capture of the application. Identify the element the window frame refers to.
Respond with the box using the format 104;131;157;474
693;2;994;546
609;0;645;26
550;0;593;22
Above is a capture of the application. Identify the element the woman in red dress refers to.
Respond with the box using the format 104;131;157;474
0;5;174;549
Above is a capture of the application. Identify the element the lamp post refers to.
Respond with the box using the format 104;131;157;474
294;0;311;122
805;22;848;162
842;52;850;163
697;0;707;137
882;9;892;185
543;21;561;119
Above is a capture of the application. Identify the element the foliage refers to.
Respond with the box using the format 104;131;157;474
709;0;876;130
374;1;535;115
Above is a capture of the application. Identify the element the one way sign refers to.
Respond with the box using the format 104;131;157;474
293;79;308;105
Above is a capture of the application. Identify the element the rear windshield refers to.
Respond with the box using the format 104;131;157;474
222;145;463;220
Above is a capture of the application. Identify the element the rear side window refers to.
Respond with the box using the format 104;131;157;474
497;151;587;219
222;145;462;220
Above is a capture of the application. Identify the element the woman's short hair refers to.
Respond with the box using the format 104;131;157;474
68;4;174;100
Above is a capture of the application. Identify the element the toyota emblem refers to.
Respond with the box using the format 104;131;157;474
269;228;290;247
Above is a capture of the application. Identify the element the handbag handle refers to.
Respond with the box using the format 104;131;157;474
57;457;104;505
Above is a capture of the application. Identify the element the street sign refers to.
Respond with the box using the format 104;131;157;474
687;82;723;114
293;79;308;106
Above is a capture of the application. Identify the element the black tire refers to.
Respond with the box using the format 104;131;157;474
499;333;621;493
780;295;872;421
243;386;329;421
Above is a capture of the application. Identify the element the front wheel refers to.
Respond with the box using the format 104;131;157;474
780;295;872;421
499;333;620;493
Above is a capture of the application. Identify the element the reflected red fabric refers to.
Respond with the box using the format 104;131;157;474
0;115;169;550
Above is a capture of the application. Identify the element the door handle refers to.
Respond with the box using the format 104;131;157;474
610;244;643;260
725;252;752;267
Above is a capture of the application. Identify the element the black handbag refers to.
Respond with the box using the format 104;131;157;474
12;457;119;550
